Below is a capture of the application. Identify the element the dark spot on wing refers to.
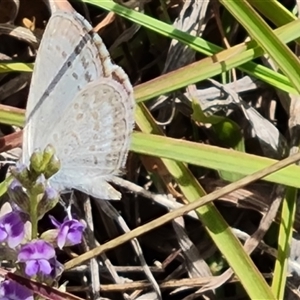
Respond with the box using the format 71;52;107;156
85;72;92;82
81;56;89;69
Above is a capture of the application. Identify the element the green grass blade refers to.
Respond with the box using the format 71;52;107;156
131;132;300;189
249;0;297;27
0;176;13;197
272;187;296;299
0;106;26;127
0;62;33;73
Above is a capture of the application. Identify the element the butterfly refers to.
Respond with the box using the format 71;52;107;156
22;7;135;200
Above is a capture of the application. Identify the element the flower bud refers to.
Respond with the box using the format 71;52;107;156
42;144;56;167
37;187;59;219
29;148;44;174
10;164;30;187
40;229;59;246
8;179;30;212
31;174;46;195
44;155;61;179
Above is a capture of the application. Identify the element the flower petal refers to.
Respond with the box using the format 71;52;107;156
18;240;55;261
0;212;25;248
38;259;52;275
57;223;69;249
25;260;39;276
7;233;24;248
49;215;61;229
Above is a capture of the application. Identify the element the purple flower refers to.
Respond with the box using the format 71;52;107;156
18;240;56;276
0;280;33;300
0;211;25;248
50;216;85;249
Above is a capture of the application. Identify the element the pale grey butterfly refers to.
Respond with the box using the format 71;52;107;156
22;8;135;200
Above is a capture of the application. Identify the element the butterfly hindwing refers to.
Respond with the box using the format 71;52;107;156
47;78;134;199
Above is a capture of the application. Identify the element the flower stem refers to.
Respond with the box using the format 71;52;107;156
29;192;38;239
